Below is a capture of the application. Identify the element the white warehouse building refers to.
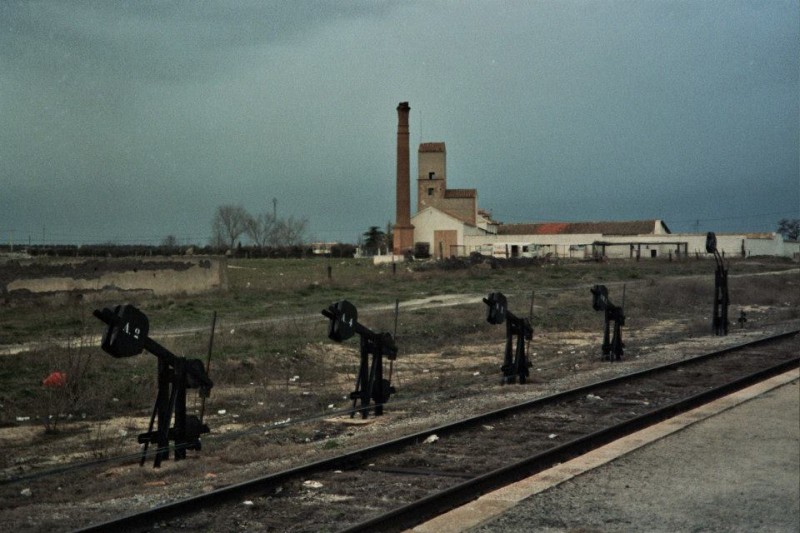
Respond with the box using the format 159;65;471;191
405;141;798;261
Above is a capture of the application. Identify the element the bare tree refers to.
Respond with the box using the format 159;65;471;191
245;212;277;249
273;216;308;247
161;235;179;249
211;204;249;249
777;218;800;241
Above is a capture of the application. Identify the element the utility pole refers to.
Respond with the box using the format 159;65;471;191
272;198;277;221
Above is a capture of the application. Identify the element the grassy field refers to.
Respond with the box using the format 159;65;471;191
1;255;795;344
0;255;797;439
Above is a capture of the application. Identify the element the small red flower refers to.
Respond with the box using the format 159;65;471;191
42;372;67;389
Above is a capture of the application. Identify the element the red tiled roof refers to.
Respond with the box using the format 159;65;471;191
536;222;570;234
498;220;664;236
444;189;476;199
419;142;446;153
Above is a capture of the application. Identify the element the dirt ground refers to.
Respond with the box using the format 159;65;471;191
0;266;798;532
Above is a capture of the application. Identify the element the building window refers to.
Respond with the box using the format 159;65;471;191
428;172;435;179
427;188;434;196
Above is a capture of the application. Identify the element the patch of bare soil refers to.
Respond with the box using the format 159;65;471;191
1;309;798;532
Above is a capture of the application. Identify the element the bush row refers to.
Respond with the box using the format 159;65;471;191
0;243;358;259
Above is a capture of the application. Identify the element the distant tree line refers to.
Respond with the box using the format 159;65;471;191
11;242;356;259
15;244;208;258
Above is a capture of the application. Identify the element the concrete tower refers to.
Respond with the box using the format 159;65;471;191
393;102;414;255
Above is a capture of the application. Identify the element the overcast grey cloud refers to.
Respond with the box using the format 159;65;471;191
1;0;797;245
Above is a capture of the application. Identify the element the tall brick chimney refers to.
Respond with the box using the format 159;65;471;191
393;101;414;256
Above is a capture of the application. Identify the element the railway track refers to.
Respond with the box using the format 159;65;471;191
76;330;799;533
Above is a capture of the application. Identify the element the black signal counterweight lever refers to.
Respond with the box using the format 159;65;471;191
706;232;729;336
590;285;625;361
94;304;213;467
483;292;533;385
322;300;397;418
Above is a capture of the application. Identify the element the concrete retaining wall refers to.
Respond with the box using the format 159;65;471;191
1;257;228;297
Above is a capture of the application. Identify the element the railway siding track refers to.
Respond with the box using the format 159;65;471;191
76;330;799;533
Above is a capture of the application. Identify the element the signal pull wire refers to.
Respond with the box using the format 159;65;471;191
199;310;217;424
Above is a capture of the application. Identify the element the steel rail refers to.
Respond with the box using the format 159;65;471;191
74;329;799;533
342;356;800;532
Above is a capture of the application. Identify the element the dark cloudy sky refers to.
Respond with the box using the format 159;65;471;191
1;1;797;245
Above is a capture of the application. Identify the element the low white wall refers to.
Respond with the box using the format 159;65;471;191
464;232;791;259
3;257;228;296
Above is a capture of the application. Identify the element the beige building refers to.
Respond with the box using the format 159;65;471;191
416;143;479;225
412;142;501;258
